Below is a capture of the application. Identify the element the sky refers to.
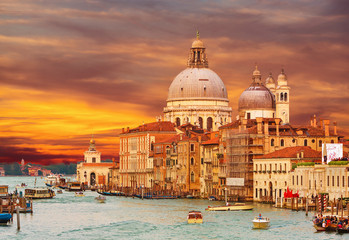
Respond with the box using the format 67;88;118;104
0;0;348;165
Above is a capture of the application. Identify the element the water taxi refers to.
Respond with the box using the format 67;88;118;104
252;215;270;229
24;188;55;199
0;185;9;198
67;182;83;191
187;211;203;224
75;192;85;197
95;195;106;203
206;202;254;211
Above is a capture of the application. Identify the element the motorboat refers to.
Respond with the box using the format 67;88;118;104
252;215;270;229
0;185;9;198
95;195;106;203
75;192;85;197
0;213;12;224
67;182;83;191
208;196;216;201
24;188;55;199
187;211;203;224
205;202;254;211
57;189;63;194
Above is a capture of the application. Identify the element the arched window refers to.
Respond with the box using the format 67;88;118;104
319;140;322;147
284;93;287;101
281;139;284;147
271;139;275;146
92;157;96;163
176;117;181;127
198;117;203;129
280;93;284;101
207;117;213;131
191;157;194;165
190;172;195;182
331;140;334;143
304;139;308;146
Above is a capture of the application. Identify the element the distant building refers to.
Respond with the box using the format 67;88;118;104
0;167;5;176
76;138;115;187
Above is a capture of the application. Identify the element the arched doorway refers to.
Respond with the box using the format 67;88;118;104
90;172;96;186
269;182;273;201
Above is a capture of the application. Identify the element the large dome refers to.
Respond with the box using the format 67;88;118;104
167;68;229;101
238;83;275;110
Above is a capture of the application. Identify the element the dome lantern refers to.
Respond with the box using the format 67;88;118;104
187;31;208;68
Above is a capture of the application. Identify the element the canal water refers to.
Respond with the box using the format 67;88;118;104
0;176;344;239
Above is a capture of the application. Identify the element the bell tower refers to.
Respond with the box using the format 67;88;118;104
275;69;290;124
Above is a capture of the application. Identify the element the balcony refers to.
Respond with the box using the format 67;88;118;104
205;175;213;181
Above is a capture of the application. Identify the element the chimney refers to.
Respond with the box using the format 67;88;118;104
242;119;247;131
324;119;330;136
313;115;317;127
256;117;263;134
333;121;337;135
275;118;281;137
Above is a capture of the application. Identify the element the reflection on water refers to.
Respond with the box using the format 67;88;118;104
0;177;339;239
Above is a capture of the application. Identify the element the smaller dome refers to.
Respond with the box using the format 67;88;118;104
266;73;275;84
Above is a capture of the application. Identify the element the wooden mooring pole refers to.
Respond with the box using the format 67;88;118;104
16;206;20;231
306;197;309;216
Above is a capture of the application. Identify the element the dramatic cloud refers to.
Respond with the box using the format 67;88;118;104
0;0;348;164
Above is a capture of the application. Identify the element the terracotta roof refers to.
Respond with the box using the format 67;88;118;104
122;121;176;134
202;137;219;145
255;146;321;159
155;134;181;144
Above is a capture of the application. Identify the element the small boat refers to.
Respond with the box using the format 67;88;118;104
252;215;270;229
75;192;85;197
15;183;27;189
206;202;254;211
0;213;12;224
0;185;9;198
25;188;55;199
57;189;63;194
337;228;349;234
45;174;64;187
208;196;216;201
67;182;83;191
187;211;203;224
95;195;106;203
313;224;326;231
186;195;194;199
